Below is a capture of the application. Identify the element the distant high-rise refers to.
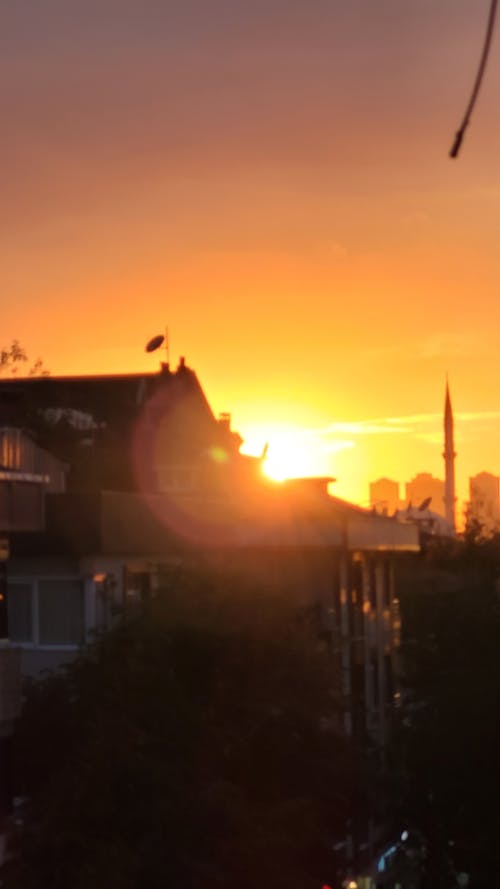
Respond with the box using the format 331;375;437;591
405;472;445;516
468;471;500;534
443;381;456;531
369;477;400;515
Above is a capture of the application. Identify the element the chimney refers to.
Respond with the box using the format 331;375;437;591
218;412;231;431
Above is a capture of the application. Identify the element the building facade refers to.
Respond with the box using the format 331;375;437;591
468;471;500;534
0;361;419;746
369;478;401;516
405;472;445;516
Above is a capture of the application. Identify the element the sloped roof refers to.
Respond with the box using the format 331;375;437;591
0;360;240;493
0;361;213;431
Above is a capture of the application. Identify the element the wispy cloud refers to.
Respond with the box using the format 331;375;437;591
417;432;443;446
241;411;500;468
457;410;500;422
314;410;500;442
384;413;439;425
327;420;410;435
321;439;355;454
318;416;435;438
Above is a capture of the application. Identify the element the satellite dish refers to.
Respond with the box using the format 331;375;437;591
145;334;165;353
418;496;432;511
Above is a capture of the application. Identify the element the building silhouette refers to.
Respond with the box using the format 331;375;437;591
0;358;419;746
443;381;456;531
468;471;500;534
368;381;458;538
369;478;400;515
0;356;422;870
405;472;445;516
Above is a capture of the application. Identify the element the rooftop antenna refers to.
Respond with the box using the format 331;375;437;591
145;328;170;364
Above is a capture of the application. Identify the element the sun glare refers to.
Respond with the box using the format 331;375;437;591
240;424;328;482
263;435;318;481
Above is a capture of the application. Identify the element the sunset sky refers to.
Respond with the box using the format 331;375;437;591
2;0;500;515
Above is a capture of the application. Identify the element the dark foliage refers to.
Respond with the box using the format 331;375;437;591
0;341;49;377
7;583;353;889
390;536;500;886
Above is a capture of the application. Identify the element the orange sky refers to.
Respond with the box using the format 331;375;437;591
2;0;500;518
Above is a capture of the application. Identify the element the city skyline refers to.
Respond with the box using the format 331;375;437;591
3;1;500;512
3;339;499;524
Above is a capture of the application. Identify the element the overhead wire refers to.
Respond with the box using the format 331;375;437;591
449;0;498;158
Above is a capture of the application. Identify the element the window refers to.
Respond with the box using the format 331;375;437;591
7;583;33;643
38;580;84;645
384;653;393;702
371;655;380;709
351;559;363;604
382;560;392;609
368;559;377;610
7;578;84;646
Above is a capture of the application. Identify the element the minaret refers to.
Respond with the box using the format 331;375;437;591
443;380;456;531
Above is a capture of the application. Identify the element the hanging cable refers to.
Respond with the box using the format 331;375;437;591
449;0;498;158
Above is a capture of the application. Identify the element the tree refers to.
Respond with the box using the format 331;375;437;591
390;537;500;886
6;578;354;889
0;340;49;377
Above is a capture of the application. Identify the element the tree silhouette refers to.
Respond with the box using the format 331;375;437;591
7;579;354;889
391;537;500;885
0;340;49;377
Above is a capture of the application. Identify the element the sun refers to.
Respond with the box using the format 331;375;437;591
240;424;326;482
263;431;320;481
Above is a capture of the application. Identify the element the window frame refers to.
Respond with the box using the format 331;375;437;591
7;576;86;650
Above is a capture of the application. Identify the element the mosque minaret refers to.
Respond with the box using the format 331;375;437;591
443;380;456;531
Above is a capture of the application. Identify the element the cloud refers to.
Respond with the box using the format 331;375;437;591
320;419;415;437
321;439;355;454
315;410;500;443
416;432;443;445
457;411;500;422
